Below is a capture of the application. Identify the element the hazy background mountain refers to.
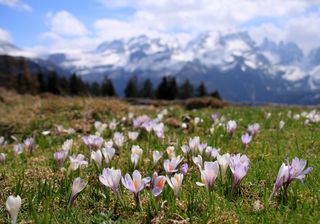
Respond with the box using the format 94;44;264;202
1;31;320;104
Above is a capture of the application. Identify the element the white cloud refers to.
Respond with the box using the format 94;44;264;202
248;24;285;45
0;28;12;42
249;12;320;53
35;1;320;54
286;13;320;53
46;11;89;36
96;0;320;52
100;0;317;30
0;0;32;11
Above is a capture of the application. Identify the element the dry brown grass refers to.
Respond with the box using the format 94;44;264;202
0;88;129;135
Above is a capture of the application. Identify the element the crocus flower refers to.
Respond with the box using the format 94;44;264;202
0;136;5;147
24;137;34;154
6;195;21;224
166;146;175;158
167;173;184;197
82;135;104;150
198;143;207;155
104;140;113;148
226;120;237;135
153;123;165;139
269;158;313;202
211;113;218;121
131;145;143;167
121;170;150;205
217;153;230;183
13;144;24;157
189;136;200;154
196;161;219;191
128;131;139;141
91;149;103;168
113;132;125;148
192;155;203;169
109;119;118;130
210;147;220;159
180;163;188;174
102;147;115;167
69;177;87;206
247;123;260;137
279;120;285;130
164;156;184;173
0;153;6;163
99;168;122;196
94;121;107;135
153;150;163;166
181;145;190;156
151;172;166;197
229;154;250;190
241;133;252;149
68;154;88;173
61;140;72;154
54;151;68;169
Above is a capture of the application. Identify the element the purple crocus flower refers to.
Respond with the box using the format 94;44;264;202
229;154;250;190
69;177;87;206
102;147;115;167
113;132;125;148
226;120;237;135
99;168;122;196
180;163;188;174
54;151;68;169
164;156;184;173
13;144;24;157
241;133;252;149
121;170;150;206
24;138;34;154
151;172;166;198
82;135;104;150
269;157;313;202
167;173;184;197
247;123;260;137
196;161;220;191
211;113;218;121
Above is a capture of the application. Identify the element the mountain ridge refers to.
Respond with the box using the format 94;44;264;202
0;31;319;104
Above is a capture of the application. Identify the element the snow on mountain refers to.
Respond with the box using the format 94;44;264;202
1;31;320;103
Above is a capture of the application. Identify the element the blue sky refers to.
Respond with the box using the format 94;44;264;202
0;0;319;54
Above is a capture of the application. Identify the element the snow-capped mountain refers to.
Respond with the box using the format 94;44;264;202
1;32;320;104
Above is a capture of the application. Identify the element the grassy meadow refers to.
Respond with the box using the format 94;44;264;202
0;89;319;223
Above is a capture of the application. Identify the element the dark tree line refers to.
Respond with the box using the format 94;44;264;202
1;70;117;97
124;76;221;100
1;60;220;99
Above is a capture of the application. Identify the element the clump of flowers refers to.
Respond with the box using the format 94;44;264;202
229;154;250;191
269;157;313;202
82;135;104;150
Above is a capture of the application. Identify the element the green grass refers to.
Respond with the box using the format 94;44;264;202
0;98;319;223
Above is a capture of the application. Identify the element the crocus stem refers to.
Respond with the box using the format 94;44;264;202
135;194;142;211
208;189;215;212
117;192;125;207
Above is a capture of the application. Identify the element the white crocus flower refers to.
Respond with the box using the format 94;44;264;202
6;195;22;224
217;153;230;183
